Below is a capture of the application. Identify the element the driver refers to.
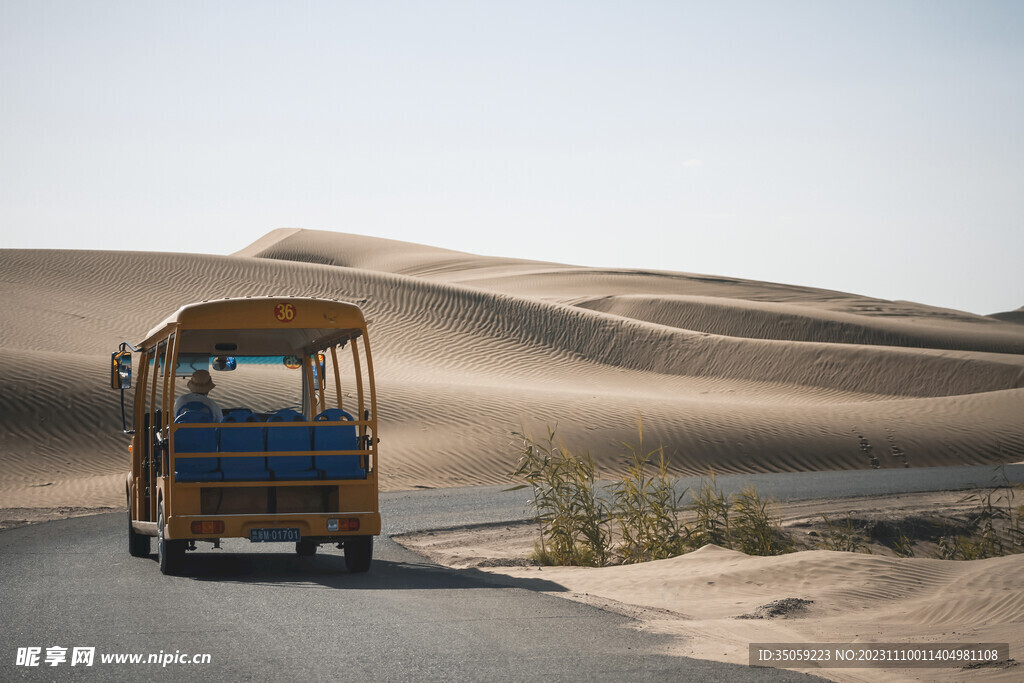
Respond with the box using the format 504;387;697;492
173;369;223;422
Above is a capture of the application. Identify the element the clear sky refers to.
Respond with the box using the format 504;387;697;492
2;1;1021;314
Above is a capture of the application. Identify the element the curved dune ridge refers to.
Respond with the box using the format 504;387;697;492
1;229;1023;502
575;294;1024;354
990;306;1024;326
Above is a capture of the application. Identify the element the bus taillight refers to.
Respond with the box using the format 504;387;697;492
191;521;224;534
327;518;359;532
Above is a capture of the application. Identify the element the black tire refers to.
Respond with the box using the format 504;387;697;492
296;540;318;556
157;505;185;575
127;509;151;558
343;535;373;573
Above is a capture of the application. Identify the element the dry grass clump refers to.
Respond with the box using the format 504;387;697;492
806;479;1024;559
732;485;794;556
511;425;789;567
611;432;687;563
512;428;1024;567
934;483;1024;560
510;427;610;567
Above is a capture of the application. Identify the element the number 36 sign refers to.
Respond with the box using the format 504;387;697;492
274;303;296;322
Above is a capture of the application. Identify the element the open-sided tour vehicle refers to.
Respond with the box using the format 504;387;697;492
110;297;379;575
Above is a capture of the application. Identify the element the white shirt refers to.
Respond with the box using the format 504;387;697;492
173;392;223;422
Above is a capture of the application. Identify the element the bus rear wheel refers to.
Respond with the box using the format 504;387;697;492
127;510;151;558
343;536;372;573
157;506;185;575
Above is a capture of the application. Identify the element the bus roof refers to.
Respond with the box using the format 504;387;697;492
140;297;368;350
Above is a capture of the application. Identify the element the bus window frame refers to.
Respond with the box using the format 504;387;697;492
133;346;152;522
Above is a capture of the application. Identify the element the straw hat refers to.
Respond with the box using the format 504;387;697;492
187;369;216;394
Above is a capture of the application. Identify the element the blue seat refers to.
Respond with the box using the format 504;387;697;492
222;408;256;422
219;411;270;481
313;409;365;480
177;400;214;420
267;409;318;480
266;409;310;452
173;410;221;482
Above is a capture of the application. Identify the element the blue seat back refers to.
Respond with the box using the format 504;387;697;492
266;409;312;451
313;409;364;480
219;411;265;451
177;400;214;420
219;411;269;481
267;409;317;479
312;409;358;450
173;410;220;482
270;409;303;421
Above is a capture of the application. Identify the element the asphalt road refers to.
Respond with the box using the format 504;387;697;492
3;464;1019;682
382;463;1024;533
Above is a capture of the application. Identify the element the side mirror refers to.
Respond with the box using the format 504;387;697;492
111;351;132;390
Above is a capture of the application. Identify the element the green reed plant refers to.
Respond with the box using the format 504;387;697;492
892;531;915;558
685;471;731;549
1011;485;1024;551
611;424;687;563
510;428;611;567
934;482;1024;560
731;486;793;556
511;425;794;566
512;432;1024;564
964;488;1009;558
935;533;999;561
819;514;869;553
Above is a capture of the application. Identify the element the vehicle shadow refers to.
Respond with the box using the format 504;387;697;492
172;544;567;593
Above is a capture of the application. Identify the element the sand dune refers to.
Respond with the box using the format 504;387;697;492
990;306;1024;326
479;545;1024;682
575;294;1024;353
2;229;1023;504
398;488;1024;682
3;228;1023;677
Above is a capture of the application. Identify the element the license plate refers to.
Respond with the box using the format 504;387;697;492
249;528;301;543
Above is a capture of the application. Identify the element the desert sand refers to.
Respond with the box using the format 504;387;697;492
2;228;1023;678
397;490;1023;682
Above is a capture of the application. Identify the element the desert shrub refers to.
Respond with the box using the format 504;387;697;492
511;428;611;567
963;488;1012;557
862;519;928;557
731;486;793;556
819;514;869;553
1012;485;1024;551
684;477;791;555
684;472;731;550
935;533;1001;561
934;483;1024;560
511;425;793;565
891;531;915;558
512;435;1024;565
611;427;687;563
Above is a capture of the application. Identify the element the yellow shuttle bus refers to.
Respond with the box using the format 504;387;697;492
110;297;380;575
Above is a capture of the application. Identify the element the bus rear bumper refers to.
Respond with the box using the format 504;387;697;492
166;512;381;541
